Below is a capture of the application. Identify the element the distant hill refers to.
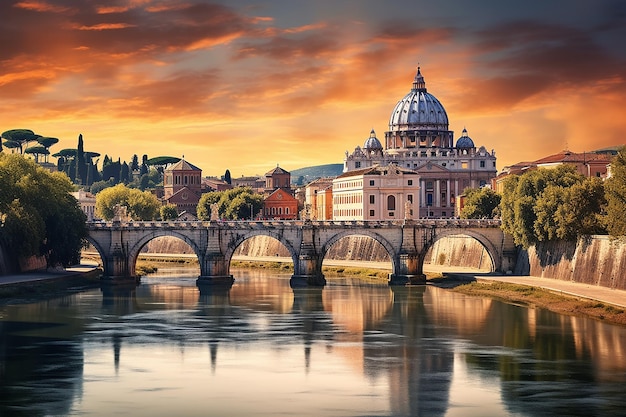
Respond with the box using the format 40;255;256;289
291;163;343;185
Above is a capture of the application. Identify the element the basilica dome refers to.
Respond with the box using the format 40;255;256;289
388;67;449;131
456;128;475;148
364;129;383;150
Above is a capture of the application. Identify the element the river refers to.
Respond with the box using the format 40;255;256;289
1;267;626;416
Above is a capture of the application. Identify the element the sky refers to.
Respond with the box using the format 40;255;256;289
1;0;625;178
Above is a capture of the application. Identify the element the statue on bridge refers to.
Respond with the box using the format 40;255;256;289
404;200;413;220
210;203;220;221
113;204;129;222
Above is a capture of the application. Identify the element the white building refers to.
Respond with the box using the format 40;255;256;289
332;164;419;221
344;67;497;218
71;189;97;221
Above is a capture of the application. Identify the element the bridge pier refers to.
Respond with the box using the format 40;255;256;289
100;240;139;284
291;254;326;287
197;253;234;286
389;252;426;285
291;225;326;287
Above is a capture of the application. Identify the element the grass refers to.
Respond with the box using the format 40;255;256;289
446;280;626;326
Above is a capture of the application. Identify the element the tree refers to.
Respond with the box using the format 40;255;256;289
1;129;39;154
160;204;179;220
0;153;87;270
36;137;59;162
24;145;49;163
52;148;77;181
224;169;232;184
76;134;86;185
95;184;160;221
460;187;501;219
604;147;626;237
501;165;605;248
197;187;264;220
131;154;139;172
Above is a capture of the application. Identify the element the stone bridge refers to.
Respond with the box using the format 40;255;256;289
86;219;517;286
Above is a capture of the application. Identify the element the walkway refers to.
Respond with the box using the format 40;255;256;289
433;267;626;309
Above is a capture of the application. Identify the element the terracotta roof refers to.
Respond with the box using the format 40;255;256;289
534;151;612;165
265;166;290;176
168;159;201;171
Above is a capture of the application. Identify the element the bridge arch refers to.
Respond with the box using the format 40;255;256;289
222;229;300;271
127;230;205;277
83;235;107;269
428;228;501;272
318;230;398;277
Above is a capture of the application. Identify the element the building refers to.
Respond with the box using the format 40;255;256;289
71;189;97;221
344;67;497;218
163;158;202;215
264;165;292;194
232;175;265;193
493;149;617;193
332;165;419;221
304;177;334;220
263;188;299;220
203;176;232;192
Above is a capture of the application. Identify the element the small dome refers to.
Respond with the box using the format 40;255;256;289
456;128;475;148
364;129;383;150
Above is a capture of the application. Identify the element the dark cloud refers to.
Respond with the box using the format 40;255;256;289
0;1;258;92
453;19;625;113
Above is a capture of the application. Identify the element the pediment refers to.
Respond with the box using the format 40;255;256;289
413;161;451;173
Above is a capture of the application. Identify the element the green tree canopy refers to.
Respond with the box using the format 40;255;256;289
160;203;179;220
197;187;264;220
24;145;50;163
459;187;501;219
604;147;626;237
501;165;606;248
95;183;160;221
0;153;88;270
1;129;39;154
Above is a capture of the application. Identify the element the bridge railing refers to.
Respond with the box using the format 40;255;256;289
87;218;502;229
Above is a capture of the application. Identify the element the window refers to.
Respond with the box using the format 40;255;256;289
408;195;413;203
480;160;485;168
369;195;375;204
387;195;396;210
408;180;413;186
369;180;375;186
461;161;468;169
355;161;361;168
369;210;375;217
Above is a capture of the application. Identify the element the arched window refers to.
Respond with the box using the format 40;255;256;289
387;195;396;211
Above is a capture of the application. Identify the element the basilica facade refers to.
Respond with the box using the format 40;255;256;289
343;67;497;218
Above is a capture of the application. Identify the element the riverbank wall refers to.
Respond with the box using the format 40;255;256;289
515;236;626;290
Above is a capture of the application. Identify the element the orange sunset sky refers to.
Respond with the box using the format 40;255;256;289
1;0;625;177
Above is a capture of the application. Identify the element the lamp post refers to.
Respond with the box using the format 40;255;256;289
249;203;253;221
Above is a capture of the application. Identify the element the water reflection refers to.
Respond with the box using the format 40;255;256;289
0;269;625;416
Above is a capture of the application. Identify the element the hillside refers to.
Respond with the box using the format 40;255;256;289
291;163;343;185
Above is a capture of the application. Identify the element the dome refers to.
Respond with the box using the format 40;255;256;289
364;129;383;150
388;67;449;130
456;128;475;148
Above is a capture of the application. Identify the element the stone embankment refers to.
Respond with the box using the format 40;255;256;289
515;236;626;290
